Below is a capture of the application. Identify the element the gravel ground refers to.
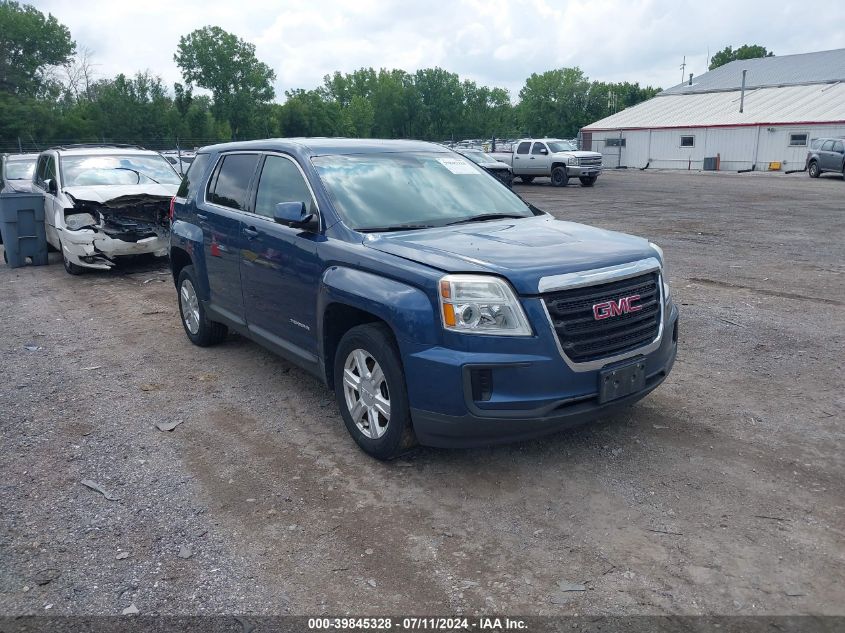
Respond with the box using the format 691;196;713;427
0;169;842;617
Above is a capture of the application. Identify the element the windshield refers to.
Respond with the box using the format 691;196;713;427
61;154;182;187
460;150;494;164
547;141;577;152
312;152;533;231
5;159;36;180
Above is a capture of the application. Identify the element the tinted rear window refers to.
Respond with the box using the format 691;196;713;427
176;153;210;198
206;154;259;211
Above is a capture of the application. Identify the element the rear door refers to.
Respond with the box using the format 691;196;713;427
512;141;531;174
240;153;321;363
197;153;260;324
832;140;845;172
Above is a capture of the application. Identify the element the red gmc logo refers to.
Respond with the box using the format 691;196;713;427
593;295;642;320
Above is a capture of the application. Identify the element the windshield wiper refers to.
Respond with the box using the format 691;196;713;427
114;167;161;184
445;213;526;226
358;223;438;233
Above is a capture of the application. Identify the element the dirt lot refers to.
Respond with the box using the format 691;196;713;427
0;169;842;617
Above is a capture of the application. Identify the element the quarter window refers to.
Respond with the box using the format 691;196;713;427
788;133;808;147
516;142;531;155
254;155;316;219
680;135;695;148
206;154;259;211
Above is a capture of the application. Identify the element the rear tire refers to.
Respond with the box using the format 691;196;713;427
177;265;228;347
579;176;597;187
60;241;85;275
808;161;820;178
520;176;535;184
551;166;569;187
334;323;416;460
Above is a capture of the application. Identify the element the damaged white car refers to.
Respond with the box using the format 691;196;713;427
32;146;181;274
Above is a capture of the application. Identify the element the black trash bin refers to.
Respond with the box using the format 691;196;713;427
0;192;48;268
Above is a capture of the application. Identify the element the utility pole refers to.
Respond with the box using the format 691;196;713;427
680;56;686;84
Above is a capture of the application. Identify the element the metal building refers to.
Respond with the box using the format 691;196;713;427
581;49;845;172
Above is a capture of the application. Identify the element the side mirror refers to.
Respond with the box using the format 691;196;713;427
44;178;58;195
274;201;316;229
539;148;549;155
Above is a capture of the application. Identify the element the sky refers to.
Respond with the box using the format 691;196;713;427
33;0;845;101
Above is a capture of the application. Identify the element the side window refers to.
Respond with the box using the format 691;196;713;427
531;142;547;155
254;155;315;218
176;152;211;199
206;154;259;211
820;140;835;151
46;156;57;183
516;142;531;155
35;156;47;185
833;141;844;153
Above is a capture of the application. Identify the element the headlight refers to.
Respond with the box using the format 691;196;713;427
439;274;532;336
567;156;579;166
649;242;671;303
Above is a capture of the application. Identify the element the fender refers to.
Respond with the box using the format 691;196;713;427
318;266;438;346
170;219;211;300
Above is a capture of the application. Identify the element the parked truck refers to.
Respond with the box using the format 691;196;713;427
491;138;603;187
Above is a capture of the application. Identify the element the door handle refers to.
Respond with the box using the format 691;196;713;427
196;213;208;221
243;226;259;238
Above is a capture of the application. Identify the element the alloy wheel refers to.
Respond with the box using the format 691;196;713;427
180;279;201;335
342;349;391;439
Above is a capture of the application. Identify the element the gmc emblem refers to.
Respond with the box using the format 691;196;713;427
593;294;642;320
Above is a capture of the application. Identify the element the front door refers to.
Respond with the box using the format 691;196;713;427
241;153;321;362
198;152;260;324
529;141;551;175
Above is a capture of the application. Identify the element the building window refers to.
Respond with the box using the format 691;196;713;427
605;138;626;147
789;133;808;147
680;135;695;148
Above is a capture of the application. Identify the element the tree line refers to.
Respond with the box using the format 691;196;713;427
1;1;667;152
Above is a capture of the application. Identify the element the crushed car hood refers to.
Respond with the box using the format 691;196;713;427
63;184;178;208
363;215;655;295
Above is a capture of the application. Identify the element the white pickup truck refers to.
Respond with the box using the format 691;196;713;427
490;138;603;187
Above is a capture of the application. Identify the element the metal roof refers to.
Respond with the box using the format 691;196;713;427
201;138;449;156
583;82;845;131
663;48;845;95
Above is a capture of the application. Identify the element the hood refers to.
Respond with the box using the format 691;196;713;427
2;180;35;194
363;215;655;295
63;183;178;207
552;150;603;159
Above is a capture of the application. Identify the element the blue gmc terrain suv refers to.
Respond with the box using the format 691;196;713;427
170;139;678;459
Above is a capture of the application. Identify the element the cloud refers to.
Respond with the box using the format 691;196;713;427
33;0;845;100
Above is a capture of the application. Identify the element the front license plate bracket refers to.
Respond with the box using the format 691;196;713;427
599;359;646;403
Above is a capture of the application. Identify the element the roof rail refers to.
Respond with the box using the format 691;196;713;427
46;143;147;151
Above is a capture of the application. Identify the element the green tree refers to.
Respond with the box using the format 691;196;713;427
174;26;275;139
0;0;75;96
709;44;773;70
518;67;591;138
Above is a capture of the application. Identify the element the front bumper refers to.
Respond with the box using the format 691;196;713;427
406;301;678;448
568;165;603;177
61;228;169;270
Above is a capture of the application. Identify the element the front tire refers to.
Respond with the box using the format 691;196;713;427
334;323;416;460
808;161;820;178
551;166;569;187
579;176;597;187
177;265;228;347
